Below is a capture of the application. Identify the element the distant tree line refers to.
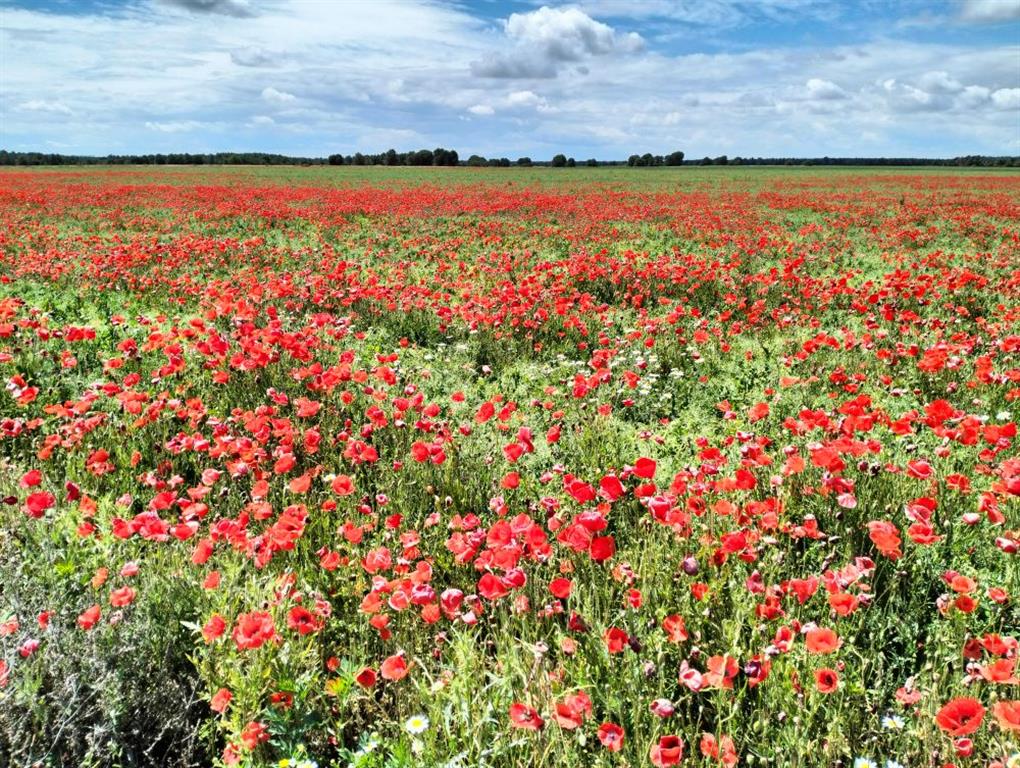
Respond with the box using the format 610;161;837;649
0;150;326;166
1;149;1017;168
330;148;461;166
688;155;1020;167
627;151;686;166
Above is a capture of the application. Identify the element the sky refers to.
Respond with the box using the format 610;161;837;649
1;0;1018;159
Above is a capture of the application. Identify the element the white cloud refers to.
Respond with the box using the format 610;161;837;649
231;47;282;67
505;6;644;59
918;71;963;94
144;120;207;132
261;86;297;105
958;85;991;106
249;115;276;125
467;104;495;116
805;78;847;100
506;90;544;108
16;99;73;115
959;0;1020;22
472;6;643;79
991;88;1020;110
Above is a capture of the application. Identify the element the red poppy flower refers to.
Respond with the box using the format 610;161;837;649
210;687;232;714
287;605;321;635
109;586;136;607
554;691;592;729
24;491;55;519
549;577;572;599
633;457;657;479
603;626;629;654
590;535;615;562
662;614;688;643
935;697;985;736
509;702;544;730
232;611;276;650
650;735;684;767
597;722;624;751
805;627;841;654
814;667;839;693
991;700;1019;732
380;652;409;681
239;720;269;750
77;604;101;630
202;613;226;643
355;667;377;688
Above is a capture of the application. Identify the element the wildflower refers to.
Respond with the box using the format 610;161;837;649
380;652;409;681
650;735;684;767
935;696;985;736
993;700;1020;732
853;758;877;768
509;702;544;730
232;611;276;650
805;627;841;654
814;667;839;693
597;722;624;752
405;714;430;734
881;714;905;730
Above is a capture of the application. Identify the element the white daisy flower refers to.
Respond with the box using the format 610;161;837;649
405;714;430;734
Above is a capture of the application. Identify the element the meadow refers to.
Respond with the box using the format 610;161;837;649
0;165;1018;768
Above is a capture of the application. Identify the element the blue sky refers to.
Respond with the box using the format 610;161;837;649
2;0;1018;158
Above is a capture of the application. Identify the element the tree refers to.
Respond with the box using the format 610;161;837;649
627;155;640;167
586;158;598;167
408;149;433;166
517;157;533;167
467;154;487;167
566;157;576;167
665;151;684;166
640;152;654;167
328;154;345;166
551;153;567;168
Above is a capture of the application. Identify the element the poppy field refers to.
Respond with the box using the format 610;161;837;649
0;166;1018;768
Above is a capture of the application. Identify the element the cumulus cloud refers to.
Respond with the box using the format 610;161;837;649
159;0;257;18
144;120;206;132
230;47;282;67
957;85;991;106
805;78;847;100
471;55;558;79
465;90;551;117
506;90;545;108
959;0;1020;22
506;6;644;60
991;88;1020;109
472;6;643;79
878;78;942;112
16;99;73;115
917;70;963;94
261;86;296;105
